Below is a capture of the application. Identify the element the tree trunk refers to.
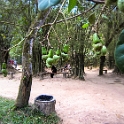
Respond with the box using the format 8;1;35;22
15;10;51;108
72;52;79;78
32;43;41;76
78;53;84;80
78;53;85;80
15;38;33;108
72;52;85;80
99;56;105;75
108;55;114;69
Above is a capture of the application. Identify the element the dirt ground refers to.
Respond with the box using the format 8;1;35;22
0;67;124;124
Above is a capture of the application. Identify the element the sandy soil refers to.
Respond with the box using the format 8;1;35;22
0;68;124;124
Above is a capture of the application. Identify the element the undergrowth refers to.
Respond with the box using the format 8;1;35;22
0;96;61;124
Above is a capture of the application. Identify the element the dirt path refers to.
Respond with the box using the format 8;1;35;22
0;68;124;124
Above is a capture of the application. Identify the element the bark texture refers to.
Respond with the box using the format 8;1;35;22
15;10;51;108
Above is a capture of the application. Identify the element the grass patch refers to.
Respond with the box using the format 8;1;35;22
0;96;61;124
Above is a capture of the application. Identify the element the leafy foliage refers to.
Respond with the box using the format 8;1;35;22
88;13;95;24
68;0;77;12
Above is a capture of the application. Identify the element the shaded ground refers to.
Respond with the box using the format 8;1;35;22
0;68;124;124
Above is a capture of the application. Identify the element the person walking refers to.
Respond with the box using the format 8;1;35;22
50;65;57;78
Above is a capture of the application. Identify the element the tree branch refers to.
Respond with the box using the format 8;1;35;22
87;0;105;4
40;3;98;28
43;0;67;46
0;20;21;27
93;4;106;32
106;22;124;47
4;1;99;51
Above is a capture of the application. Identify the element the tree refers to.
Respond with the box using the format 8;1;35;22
15;10;52;108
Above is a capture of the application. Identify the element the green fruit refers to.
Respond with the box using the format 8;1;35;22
100;40;105;45
53;55;60;61
93;43;102;51
2;63;7;69
61;53;69;61
2;69;7;76
62;44;69;54
61;52;68;58
92;33;100;44
48;49;54;58
42;47;47;55
46;62;52;68
56;49;61;56
117;0;124;12
46;58;54;65
101;45;107;55
114;29;124;73
4;73;7;77
42;55;48;61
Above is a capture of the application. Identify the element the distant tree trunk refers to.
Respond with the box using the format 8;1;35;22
70;23;85;80
32;42;42;75
71;52;85;80
99;56;105;75
4;50;9;64
75;53;79;76
78;53;85;80
72;52;79;78
15;10;51;108
108;55;114;69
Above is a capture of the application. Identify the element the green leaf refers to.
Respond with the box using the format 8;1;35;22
82;23;89;29
68;0;77;12
88;13;95;24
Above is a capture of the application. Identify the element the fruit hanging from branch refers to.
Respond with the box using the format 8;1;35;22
42;55;48;61
62;44;69;54
42;47;47;55
92;33;107;56
48;49;54;58
56;49;61;56
101;45;107;56
92;33;101;44
41;44;70;68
